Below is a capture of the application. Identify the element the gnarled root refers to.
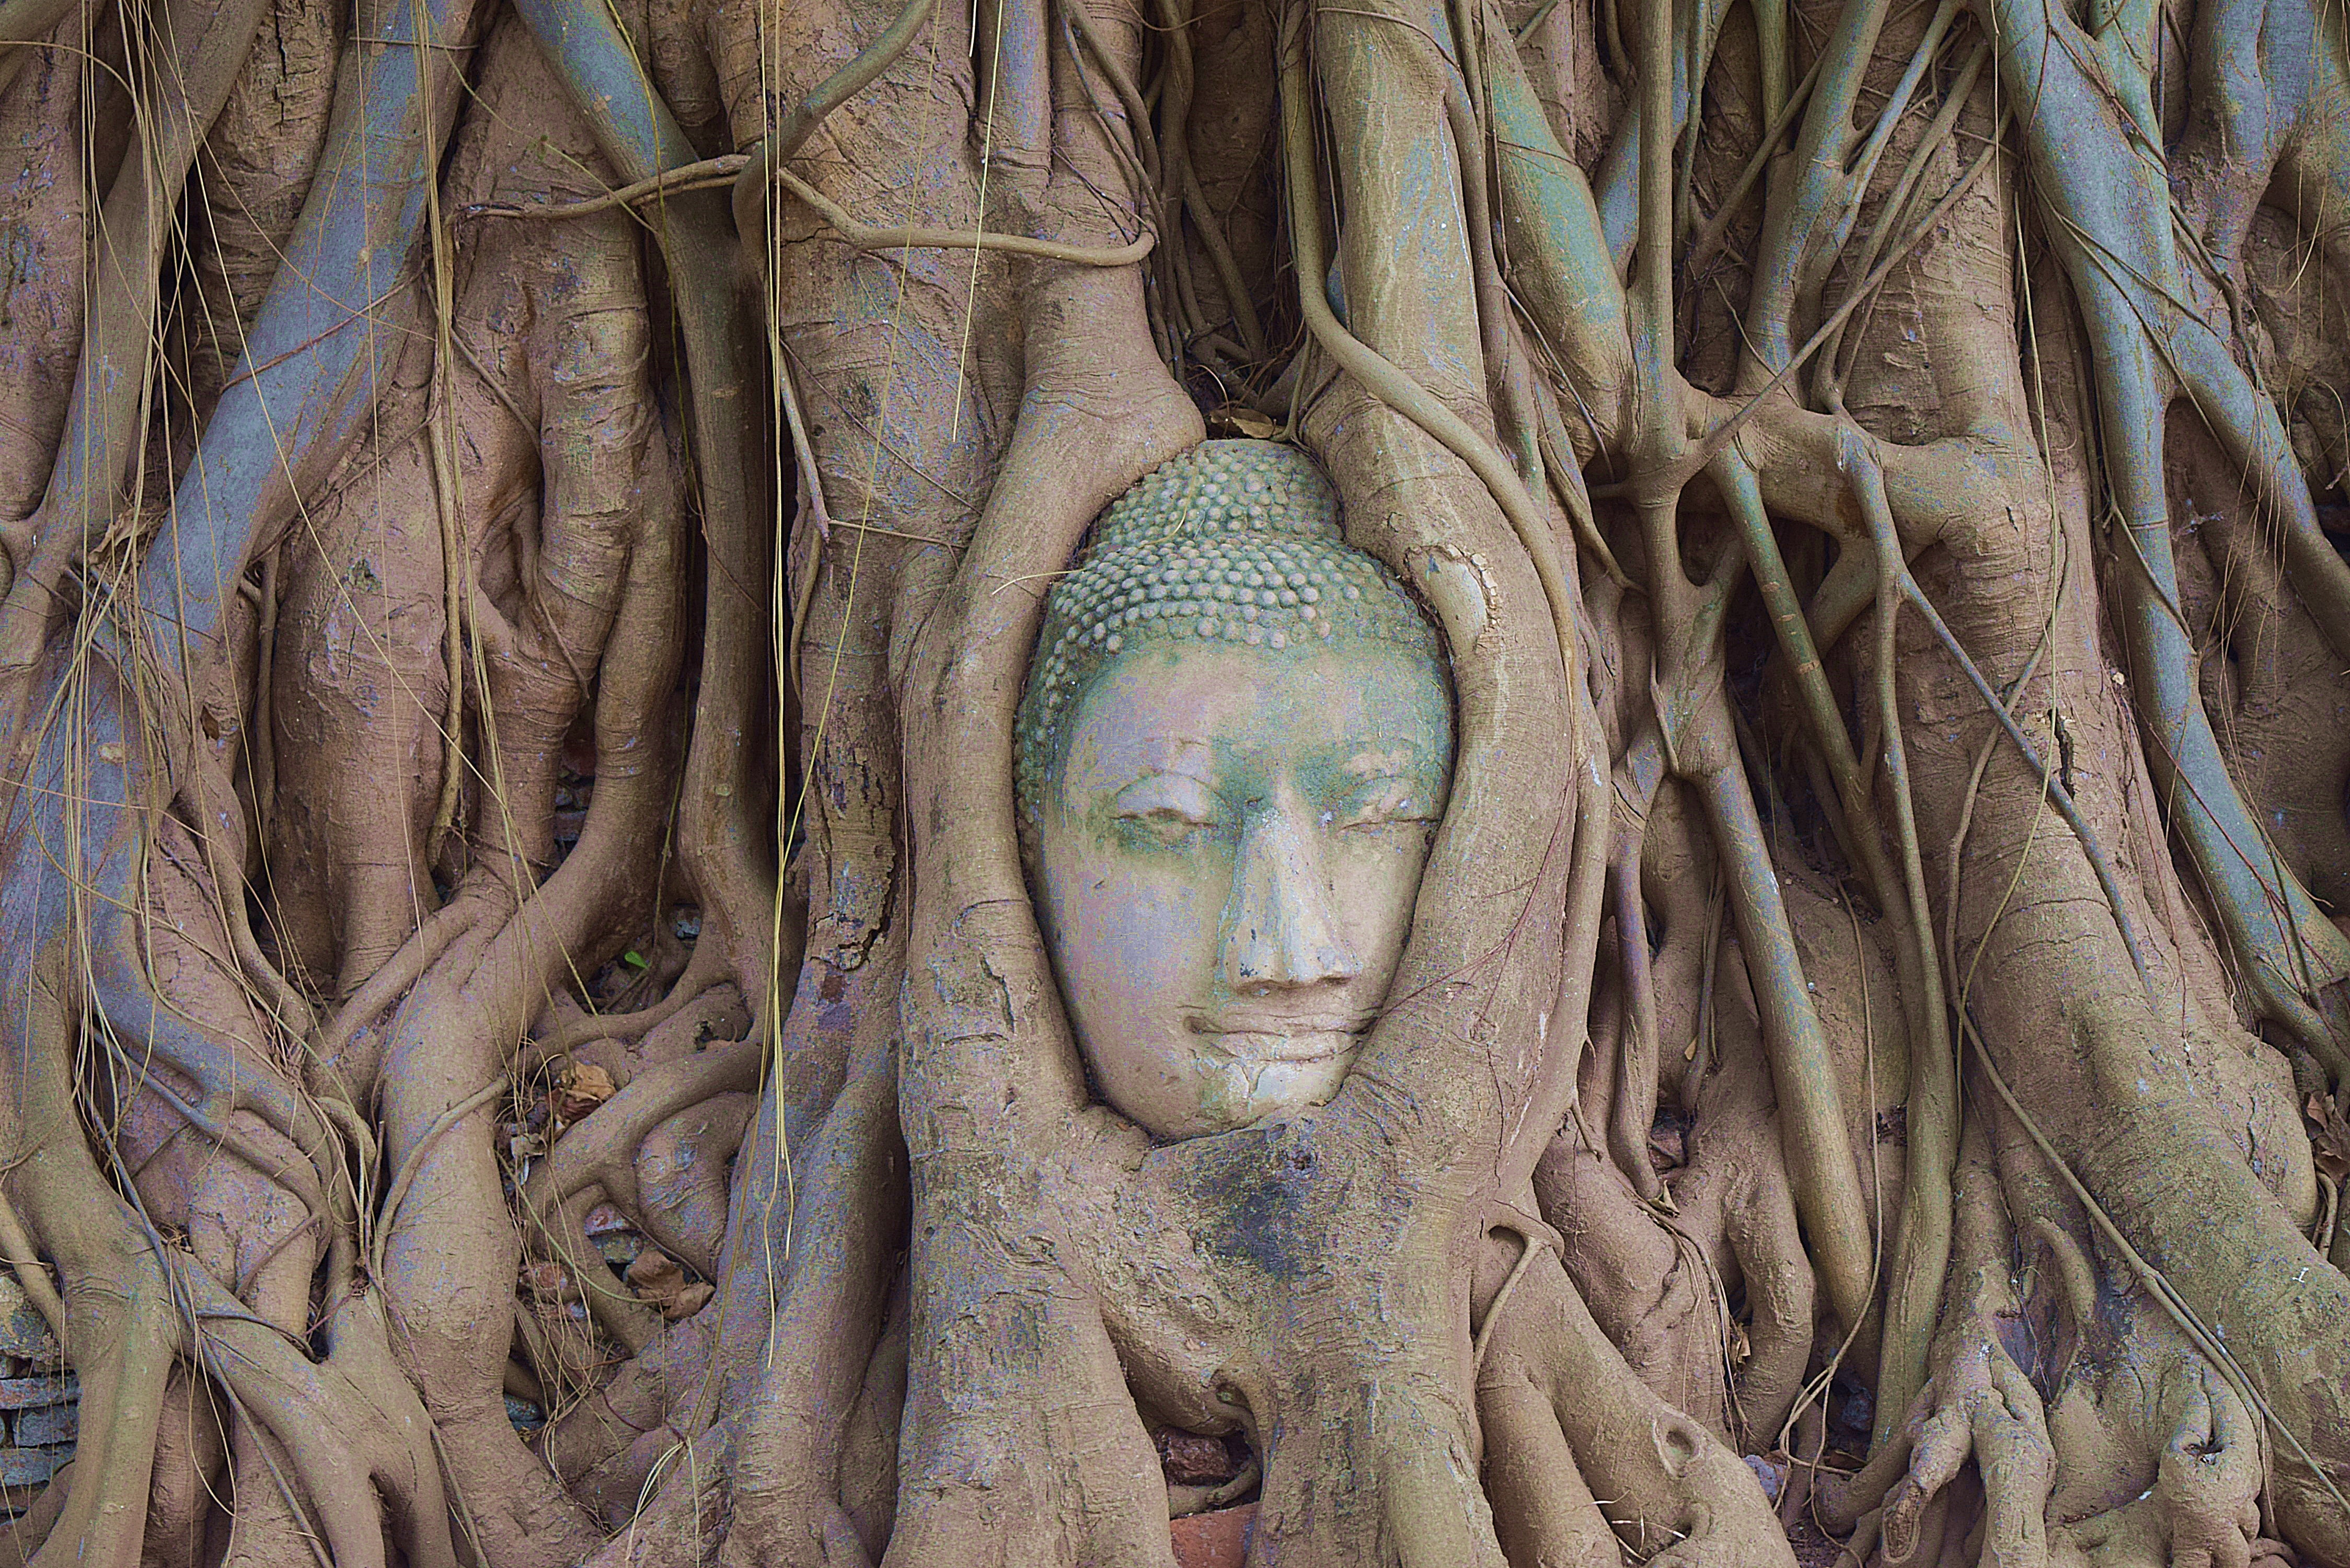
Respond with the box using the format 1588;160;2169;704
1476;1230;1798;1568
0;943;179;1568
1865;1075;2311;1568
634;1090;752;1277
1864;1110;2057;1566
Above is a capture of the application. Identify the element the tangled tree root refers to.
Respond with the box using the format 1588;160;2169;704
3;0;2350;1559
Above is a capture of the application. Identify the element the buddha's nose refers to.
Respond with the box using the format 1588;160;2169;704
1219;804;1362;994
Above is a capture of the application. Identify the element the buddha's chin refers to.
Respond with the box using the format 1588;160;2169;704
1171;1033;1357;1139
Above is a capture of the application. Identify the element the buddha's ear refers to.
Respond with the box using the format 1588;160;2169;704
1304;399;1577;1180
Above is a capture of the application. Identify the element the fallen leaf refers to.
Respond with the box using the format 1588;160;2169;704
1208;404;1280;439
2306;1092;2350;1183
554;1062;617;1125
625;1249;708;1318
625;1250;682;1294
660;1283;713;1320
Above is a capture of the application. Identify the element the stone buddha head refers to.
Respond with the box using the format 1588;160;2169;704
1016;440;1455;1140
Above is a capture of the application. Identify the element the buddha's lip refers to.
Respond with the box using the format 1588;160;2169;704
1188;1010;1373;1035
1186;1012;1372;1063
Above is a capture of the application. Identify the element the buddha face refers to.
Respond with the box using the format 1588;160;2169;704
1035;639;1453;1139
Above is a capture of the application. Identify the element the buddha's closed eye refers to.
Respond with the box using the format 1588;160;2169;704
1113;773;1224;845
1339;775;1441;831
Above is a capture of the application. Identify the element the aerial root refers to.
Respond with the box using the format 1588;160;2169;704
632;1093;752;1278
1476;1233;1796;1568
1879;1349;2051;1564
4;946;181;1568
171;1260;457;1568
519;1039;764;1353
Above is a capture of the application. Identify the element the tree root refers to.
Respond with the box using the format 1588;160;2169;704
1477;1233;1797;1568
15;0;2350;1565
633;1090;753;1278
518;1038;763;1353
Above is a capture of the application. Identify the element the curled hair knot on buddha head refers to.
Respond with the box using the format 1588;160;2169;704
1015;440;1447;827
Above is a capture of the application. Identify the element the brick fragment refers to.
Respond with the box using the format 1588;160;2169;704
0;1379;73;1411
0;1280;57;1362
13;1405;73;1447
1170;1503;1255;1568
0;1447;68;1486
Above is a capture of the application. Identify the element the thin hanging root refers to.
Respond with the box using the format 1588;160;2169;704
773;167;1156;264
1606;740;1666;1202
471;156;751;222
1940;600;2054;987
371;1076;508;1277
1740;0;1967;376
658;0;1145;267
1153;0;1270;361
1710;454;1904;914
1628;126;2009;496
1601;0;1880;1342
1055;0;1159;194
1278;28;1583;733
1841;441;2158;1013
1842;426;1958;1456
423;399;465;855
1683;50;1828;294
1812;39;1993;404
476;146;1155;267
1911;580;2152;1004
1535;413;1632;590
729;0;939;237
774;338;835;710
317;896;488;1081
0;0;80;95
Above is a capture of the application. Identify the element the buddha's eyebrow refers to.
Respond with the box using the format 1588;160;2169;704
1340;745;1434;778
1109;771;1222;804
1086;737;1215;789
